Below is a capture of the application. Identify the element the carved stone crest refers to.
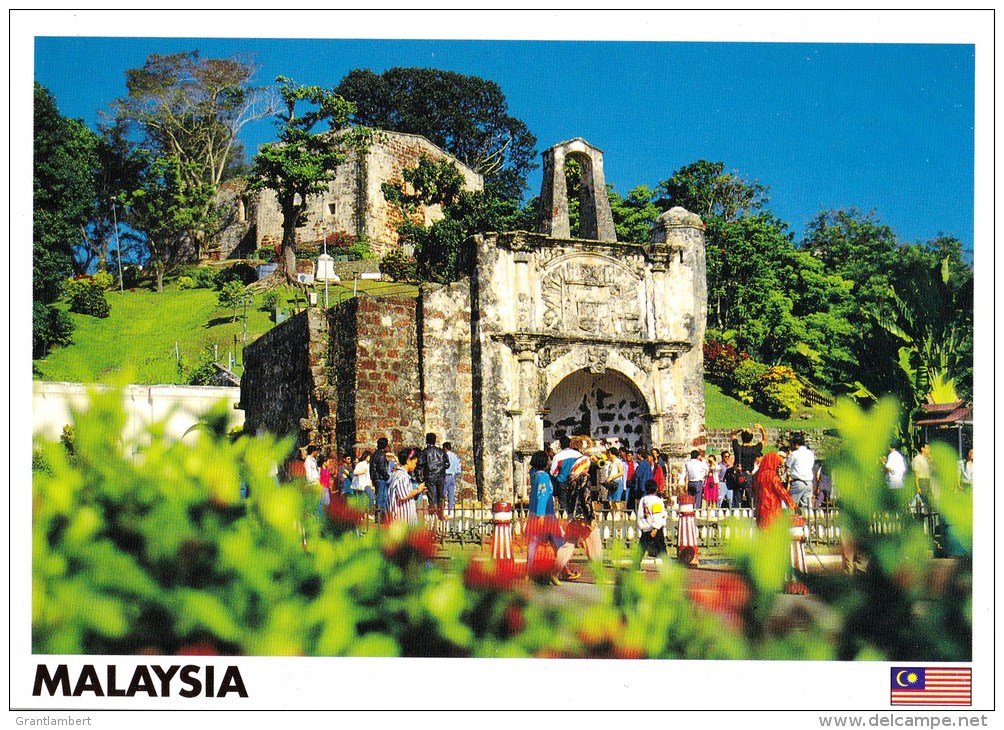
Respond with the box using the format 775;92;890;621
540;256;643;337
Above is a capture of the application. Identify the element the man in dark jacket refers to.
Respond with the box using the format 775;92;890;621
370;437;391;519
417;432;447;518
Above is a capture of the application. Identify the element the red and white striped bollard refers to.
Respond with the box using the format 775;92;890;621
491;502;514;562
676;495;699;566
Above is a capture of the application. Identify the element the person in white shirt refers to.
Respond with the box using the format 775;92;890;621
636;479;668;563
885;444;907;489
602;448;626;502
784;433;815;508
304;445;321;486
683;450;710;508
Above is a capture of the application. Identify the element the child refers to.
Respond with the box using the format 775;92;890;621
704;454;720;508
636;479;668;563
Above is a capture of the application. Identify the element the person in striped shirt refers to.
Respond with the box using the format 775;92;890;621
388;447;427;526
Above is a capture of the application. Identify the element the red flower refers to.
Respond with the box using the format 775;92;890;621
503;603;526;636
326;494;366;528
176;641;218;656
405;529;439;560
526;546;558;580
463;558;522;591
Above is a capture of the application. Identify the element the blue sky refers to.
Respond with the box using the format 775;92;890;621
32;32;975;251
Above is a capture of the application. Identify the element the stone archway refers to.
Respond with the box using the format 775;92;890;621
543;368;651;450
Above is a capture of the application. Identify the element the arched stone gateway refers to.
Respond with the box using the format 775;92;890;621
543;368;651;450
470;140;708;500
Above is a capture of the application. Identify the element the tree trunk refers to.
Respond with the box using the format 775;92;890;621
278;200;300;284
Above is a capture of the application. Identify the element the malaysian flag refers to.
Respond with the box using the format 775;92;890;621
890;667;972;706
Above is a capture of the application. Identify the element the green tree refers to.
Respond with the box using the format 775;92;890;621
249;77;362;283
218;280;252;323
658;160;769;222
384;156;536;284
608;184;661;243
125;155;217;292
336;67;538;202
869;253;973;447
76;123;147;277
800;210;973;415
109;50;275;259
33;83;100;356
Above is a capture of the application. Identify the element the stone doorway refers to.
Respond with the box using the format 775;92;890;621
542;368;650;450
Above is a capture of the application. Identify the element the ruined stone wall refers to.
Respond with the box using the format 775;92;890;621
419;282;476;490
703;428;841;461
240;308;327;452
362;134;483;256
241;130;482;261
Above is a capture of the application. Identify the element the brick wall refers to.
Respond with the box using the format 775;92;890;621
350;296;424;451
703;427;841;460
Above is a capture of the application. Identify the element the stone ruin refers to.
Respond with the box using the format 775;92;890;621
240;136;706;502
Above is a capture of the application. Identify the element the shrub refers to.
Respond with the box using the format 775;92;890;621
186;346;219;386
379;249;418;283
731;359;768;405
189;267;220;289
92;270;114;291
259;287;286;313
65;276;111;318
703;339;750;382
32;301;74;359
755;365;803;419
177;276;195;290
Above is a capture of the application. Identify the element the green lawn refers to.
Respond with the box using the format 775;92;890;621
704;381;836;430
33;277;420;385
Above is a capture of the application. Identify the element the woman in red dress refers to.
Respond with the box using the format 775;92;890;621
751;451;796;528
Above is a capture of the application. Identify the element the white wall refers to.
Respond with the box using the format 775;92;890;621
33;381;245;451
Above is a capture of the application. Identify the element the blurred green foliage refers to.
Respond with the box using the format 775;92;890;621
33;392;970;660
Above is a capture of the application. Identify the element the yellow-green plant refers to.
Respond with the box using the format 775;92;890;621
32;391;970;660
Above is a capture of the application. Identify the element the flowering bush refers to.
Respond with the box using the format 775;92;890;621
732;359;769;405
703;339;750;382
755;365;804;418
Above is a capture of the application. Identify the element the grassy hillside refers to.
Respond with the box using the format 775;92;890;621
32;277;418;385
704;381;835;430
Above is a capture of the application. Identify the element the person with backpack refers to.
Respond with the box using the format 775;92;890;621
417;432;447;520
549;435;584;513
724;459;750;509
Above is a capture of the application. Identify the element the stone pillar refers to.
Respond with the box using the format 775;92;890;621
536;138;617;242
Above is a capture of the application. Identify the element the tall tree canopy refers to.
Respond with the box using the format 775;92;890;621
249;77;363;283
335;67;537;202
110;50;275;259
801;210;973;440
33;83;100;357
658;160;769;222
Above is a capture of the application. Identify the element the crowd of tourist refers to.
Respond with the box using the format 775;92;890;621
291;423;970;577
